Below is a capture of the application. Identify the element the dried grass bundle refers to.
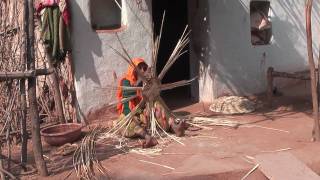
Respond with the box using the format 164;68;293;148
190;117;241;128
73;126;109;179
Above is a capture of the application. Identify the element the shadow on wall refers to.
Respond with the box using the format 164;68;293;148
69;1;103;121
276;0;320;60
269;5;306;71
193;0;315;97
188;0;210;99
268;1;320;89
70;0;102;85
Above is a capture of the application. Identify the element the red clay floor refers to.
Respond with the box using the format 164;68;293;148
20;83;320;180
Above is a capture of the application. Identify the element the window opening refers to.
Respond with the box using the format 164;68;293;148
250;1;272;45
89;0;122;30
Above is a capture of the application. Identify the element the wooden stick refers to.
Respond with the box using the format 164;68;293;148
7;128;12;171
241;164;259;180
45;47;66;124
105;95;138;108
0;146;5;180
241;125;289;133
20;47;28;167
271;69;310;80
115;33;146;82
152;11;166;76
158;26;190;80
261;148;292;153
95;85;142;91
25;0;48;175
186;122;213;130
113;0;122;10
162;171;186;176
157;97;175;118
139;160;175;170
160;77;197;91
306;0;320;141
115;33;132;63
65;57;78;123
0;68;54;80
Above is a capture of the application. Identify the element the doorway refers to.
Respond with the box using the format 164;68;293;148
152;0;192;109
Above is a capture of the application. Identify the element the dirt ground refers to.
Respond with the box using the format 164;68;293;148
5;82;320;179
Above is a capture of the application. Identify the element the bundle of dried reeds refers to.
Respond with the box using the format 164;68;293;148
73;126;109;179
189;117;241;128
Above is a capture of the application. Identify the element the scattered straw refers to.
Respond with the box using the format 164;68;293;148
187;122;213;130
261;148;292;153
191;135;218;139
162;171;187;176
241;125;289;133
245;155;255;160
190;117;241;128
241;156;255;165
139;160;175;170
130;148;162;157
154;117;185;146
241;164;259;180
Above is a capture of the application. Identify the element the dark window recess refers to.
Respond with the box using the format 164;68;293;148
89;0;122;30
250;1;272;45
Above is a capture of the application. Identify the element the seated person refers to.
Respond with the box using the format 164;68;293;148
116;58;185;148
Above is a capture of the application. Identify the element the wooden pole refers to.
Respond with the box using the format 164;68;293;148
6;128;11;172
45;48;66;124
317;3;320;140
20;77;27;167
0;68;54;80
21;0;28;165
0;145;5;180
271;70;310;80
306;0;320;141
66;56;78;123
25;0;48;176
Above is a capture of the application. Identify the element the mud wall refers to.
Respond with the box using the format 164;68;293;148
189;0;320;102
70;0;153;120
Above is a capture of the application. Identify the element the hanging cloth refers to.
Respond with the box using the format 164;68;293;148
40;5;71;63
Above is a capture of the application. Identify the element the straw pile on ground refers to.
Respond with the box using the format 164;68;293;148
209;96;255;115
